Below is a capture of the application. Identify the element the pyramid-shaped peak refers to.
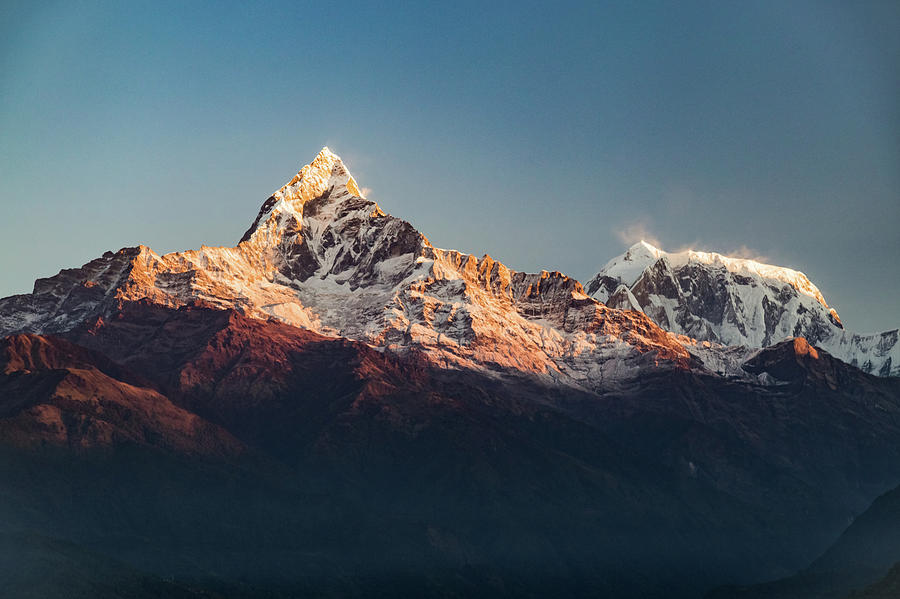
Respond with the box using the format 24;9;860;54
287;147;343;184
276;147;363;205
304;146;344;171
238;148;367;244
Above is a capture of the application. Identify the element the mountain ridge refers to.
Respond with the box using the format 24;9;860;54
1;150;894;381
588;240;898;376
0;149;696;389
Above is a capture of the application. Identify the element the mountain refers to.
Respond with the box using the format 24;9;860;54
850;564;900;599
5;301;900;598
0;333;242;454
0;148;691;388
0;532;213;599
1;148;899;598
708;481;900;598
587;240;899;376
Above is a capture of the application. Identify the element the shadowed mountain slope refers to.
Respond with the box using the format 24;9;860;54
1;149;899;598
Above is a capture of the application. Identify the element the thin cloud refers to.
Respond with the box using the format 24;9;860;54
723;245;770;263
614;222;771;265
614;221;662;248
670;241;771;264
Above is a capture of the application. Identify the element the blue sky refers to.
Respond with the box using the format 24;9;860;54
1;1;898;333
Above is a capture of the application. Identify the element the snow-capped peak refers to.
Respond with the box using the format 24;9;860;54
632;240;664;256
599;241;832;312
274;146;364;207
594;240;666;290
0;147;699;389
2;146;894;378
586;241;899;376
239;147;373;246
675;251;829;309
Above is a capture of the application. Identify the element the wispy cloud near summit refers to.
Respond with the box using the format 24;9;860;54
615;220;661;248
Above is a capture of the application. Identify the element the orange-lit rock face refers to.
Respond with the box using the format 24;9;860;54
793;337;820;359
0;334;243;454
0;148;697;388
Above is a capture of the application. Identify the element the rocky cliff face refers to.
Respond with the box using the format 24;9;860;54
588;241;898;376
0;333;241;454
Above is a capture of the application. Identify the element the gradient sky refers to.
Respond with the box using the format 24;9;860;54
1;1;898;333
